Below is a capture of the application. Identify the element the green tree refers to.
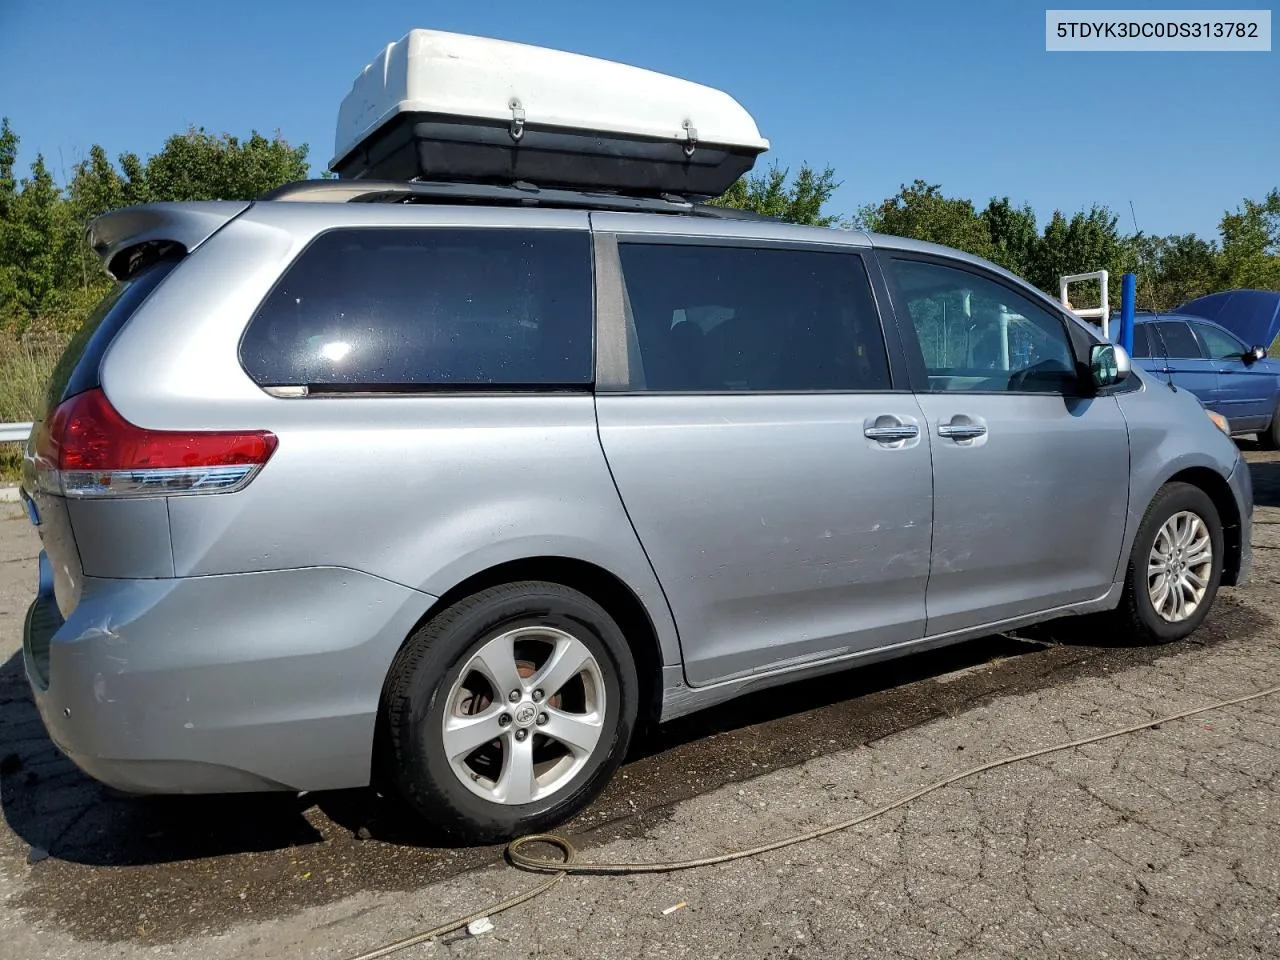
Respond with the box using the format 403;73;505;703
0;118;17;217
711;162;841;226
140;127;311;202
68;144;127;219
118;151;152;206
1;155;78;323
857;181;1139;306
1218;190;1280;291
1029;206;1128;307
64;145;130;294
0;119;314;336
0;119;21;322
1128;233;1221;311
854;180;994;259
980;197;1040;277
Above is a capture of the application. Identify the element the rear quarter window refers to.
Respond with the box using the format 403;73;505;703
239;227;594;390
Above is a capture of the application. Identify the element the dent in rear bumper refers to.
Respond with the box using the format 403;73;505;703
26;564;436;794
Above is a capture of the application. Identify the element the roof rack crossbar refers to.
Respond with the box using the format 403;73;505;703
256;179;773;221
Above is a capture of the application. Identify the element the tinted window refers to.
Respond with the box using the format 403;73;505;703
615;243;890;392
240;228;593;389
44;259;180;416
1132;324;1155;358
1155;321;1203;359
888;257;1077;394
1194;322;1248;360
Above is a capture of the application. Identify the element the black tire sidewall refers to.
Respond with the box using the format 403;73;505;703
1257;400;1280;448
1128;483;1224;642
1266;410;1280;449
390;584;638;841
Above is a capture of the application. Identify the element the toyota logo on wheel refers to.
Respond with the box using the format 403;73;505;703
515;705;537;726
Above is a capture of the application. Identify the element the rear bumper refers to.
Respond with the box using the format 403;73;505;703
24;557;435;794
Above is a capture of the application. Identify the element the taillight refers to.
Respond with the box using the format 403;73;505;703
29;388;277;499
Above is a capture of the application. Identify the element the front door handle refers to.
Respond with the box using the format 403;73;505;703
938;423;987;441
864;424;920;443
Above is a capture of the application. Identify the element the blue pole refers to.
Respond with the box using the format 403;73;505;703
1119;272;1137;353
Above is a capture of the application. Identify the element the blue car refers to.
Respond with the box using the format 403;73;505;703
1131;312;1280;445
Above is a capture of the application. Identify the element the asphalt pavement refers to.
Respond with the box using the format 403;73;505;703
2;451;1279;960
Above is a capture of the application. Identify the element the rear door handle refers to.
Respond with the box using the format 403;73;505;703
864;424;920;443
938;423;987;441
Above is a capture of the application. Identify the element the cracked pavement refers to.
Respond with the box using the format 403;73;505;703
1;451;1279;959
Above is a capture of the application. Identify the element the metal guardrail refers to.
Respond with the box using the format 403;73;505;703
0;422;33;445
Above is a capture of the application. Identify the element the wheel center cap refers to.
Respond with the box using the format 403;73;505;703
513;702;538;728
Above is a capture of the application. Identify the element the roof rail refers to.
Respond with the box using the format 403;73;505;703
256;179;775;221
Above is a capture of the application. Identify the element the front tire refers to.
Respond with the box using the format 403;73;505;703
1107;482;1224;644
1257;405;1280;449
382;582;639;843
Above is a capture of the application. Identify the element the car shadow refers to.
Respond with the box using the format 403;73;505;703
0;649;326;867
313;631;1050;848
2;590;1265;866
1;632;1047;864
1242;449;1280;508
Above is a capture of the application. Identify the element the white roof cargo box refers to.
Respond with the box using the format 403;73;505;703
330;30;770;198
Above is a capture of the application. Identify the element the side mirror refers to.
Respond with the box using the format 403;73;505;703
1090;342;1131;390
1245;345;1267;364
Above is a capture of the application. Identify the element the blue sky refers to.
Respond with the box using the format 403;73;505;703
1;0;1275;238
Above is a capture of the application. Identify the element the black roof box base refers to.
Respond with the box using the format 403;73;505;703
331;113;764;199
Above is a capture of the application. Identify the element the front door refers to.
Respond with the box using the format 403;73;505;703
593;233;933;686
879;252;1131;636
1192;319;1275;430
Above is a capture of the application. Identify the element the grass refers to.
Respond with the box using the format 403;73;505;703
0;330;67;481
0;447;20;483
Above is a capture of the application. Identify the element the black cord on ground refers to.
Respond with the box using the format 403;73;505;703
346;684;1280;960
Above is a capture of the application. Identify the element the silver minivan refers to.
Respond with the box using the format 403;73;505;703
22;179;1252;841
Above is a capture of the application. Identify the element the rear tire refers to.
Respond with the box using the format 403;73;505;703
1255;403;1280;448
382;581;639;843
1102;482;1224;645
1258;416;1280;449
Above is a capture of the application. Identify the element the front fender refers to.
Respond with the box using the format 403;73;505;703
1114;373;1243;580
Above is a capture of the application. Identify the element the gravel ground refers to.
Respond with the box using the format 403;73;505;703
2;451;1279;960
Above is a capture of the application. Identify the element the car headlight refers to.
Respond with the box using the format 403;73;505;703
1207;410;1231;436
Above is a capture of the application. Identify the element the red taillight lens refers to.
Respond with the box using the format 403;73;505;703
34;388;277;498
54;388;276;470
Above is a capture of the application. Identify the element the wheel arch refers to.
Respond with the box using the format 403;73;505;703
372;555;668;786
1164;466;1244;586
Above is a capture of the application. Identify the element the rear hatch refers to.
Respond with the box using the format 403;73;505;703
23;257;182;616
21;201;252;621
